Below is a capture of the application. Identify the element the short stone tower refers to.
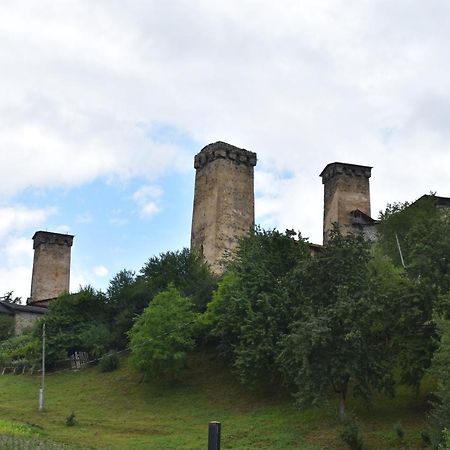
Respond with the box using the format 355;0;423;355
191;141;257;273
28;231;74;307
320;162;372;243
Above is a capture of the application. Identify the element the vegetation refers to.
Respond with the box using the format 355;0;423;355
0;315;14;341
129;285;198;380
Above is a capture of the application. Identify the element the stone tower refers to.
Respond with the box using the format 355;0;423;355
191;141;257;273
320;162;372;244
28;231;74;307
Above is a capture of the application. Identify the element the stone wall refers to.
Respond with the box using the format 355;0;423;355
14;311;43;335
191;141;257;273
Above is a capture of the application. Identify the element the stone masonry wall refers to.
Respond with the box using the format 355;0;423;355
14;311;44;335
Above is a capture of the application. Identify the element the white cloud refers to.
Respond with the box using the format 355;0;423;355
93;265;109;278
132;185;163;219
0;205;56;238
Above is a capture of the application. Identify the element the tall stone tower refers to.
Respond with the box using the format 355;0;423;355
320;162;372;244
28;231;74;307
191;141;257;273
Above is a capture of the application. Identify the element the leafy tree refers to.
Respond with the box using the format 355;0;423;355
39;286;112;365
140;248;217;311
207;227;310;385
429;319;450;446
129;285;197;380
377;195;450;298
106;270;150;349
0;315;14;341
279;229;397;418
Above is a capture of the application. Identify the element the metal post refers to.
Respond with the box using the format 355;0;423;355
39;323;45;411
208;421;221;450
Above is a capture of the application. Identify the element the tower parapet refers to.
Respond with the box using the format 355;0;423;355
320;162;372;243
191;141;257;273
28;231;74;307
194;141;257;170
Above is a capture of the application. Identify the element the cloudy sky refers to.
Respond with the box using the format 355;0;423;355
1;0;449;300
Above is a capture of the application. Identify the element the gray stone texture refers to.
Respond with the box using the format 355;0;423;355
191;141;257;273
29;231;74;306
320;162;372;244
14;310;42;334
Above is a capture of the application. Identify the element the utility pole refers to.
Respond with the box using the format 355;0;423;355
39;323;46;411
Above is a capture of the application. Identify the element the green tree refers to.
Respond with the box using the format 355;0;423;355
429;319;450;446
106;270;150;349
40;287;112;365
129;285;197;380
279;229;397;418
207;227;310;385
0;315;14;341
140;248;217;311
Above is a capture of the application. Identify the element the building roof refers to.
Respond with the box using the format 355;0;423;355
350;209;379;225
0;301;47;315
413;194;450;208
319;162;373;178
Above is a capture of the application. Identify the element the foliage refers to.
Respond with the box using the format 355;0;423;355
377;195;450;301
99;350;119;372
65;412;76;427
206;227;310;384
39;287;112;365
429;319;450;445
340;416;364;450
129;285;198;379
108;250;216;348
393;421;404;440
279;229;397;416
140;248;217;311
0;332;40;365
0;315;15;341
438;429;450;450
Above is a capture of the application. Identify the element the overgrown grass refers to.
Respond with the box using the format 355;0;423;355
0;353;432;449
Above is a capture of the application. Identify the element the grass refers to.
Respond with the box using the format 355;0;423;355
0;353;433;449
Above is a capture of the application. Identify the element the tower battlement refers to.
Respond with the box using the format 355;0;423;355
32;231;74;249
194;141;257;170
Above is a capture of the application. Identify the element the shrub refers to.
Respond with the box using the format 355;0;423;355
0;315;14;341
65;412;76;427
99;351;119;372
340;416;364;450
129;285;197;380
394;421;405;439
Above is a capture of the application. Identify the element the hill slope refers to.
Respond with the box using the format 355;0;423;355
0;353;430;449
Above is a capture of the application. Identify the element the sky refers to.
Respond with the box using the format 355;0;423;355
1;0;449;301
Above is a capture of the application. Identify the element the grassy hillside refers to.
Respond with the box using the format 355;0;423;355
0;353;432;449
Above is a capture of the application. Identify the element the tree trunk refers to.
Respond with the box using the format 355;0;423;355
338;380;348;420
339;392;346;419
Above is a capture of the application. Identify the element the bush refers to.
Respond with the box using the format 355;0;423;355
100;351;119;372
0;315;14;341
65;412;76;427
340;417;364;450
129;285;197;380
394;421;405;439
